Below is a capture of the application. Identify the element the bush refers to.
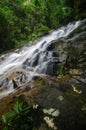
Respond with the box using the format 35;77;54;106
2;100;33;130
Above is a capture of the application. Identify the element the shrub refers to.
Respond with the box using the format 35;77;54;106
2;100;33;130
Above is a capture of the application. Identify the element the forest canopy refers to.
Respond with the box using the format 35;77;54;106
0;0;86;53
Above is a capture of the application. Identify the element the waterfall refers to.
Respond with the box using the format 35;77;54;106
0;20;81;76
0;19;85;97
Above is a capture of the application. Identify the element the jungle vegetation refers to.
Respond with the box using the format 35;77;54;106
0;0;86;53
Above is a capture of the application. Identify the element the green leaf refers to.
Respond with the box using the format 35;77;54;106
2;115;7;124
4;126;8;130
28;116;33;121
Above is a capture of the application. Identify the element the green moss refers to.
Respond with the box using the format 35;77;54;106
66;90;80;98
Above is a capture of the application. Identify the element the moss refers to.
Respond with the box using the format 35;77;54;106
65;90;80;99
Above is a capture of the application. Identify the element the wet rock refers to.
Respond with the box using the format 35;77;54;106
20;73;28;84
23;58;30;69
0;78;3;87
67;32;86;44
47;44;55;51
12;79;18;89
30;53;39;67
3;78;10;90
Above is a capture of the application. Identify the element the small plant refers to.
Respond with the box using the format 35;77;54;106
2;100;33;130
58;65;64;75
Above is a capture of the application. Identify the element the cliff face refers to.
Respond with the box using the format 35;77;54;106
0;20;86;130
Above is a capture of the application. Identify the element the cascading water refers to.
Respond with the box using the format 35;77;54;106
0;20;84;97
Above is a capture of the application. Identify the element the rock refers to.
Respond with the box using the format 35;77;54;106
20;74;28;84
23;58;30;69
12;79;18;89
0;74;86;130
30;53;39;67
3;78;10;90
0;78;3;87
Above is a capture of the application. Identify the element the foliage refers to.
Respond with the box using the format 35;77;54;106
0;5;16;52
0;0;86;53
2;100;33;130
58;65;64;75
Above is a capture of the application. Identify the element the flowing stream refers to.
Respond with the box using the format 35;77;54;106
0;20;83;97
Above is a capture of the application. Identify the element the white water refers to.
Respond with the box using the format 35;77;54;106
0;20;82;97
0;21;81;75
